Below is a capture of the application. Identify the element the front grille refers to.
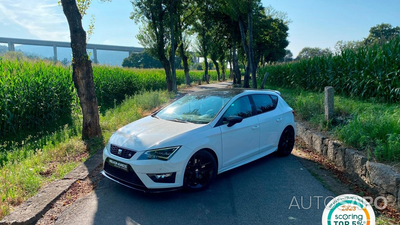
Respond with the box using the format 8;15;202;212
104;159;146;188
110;144;136;159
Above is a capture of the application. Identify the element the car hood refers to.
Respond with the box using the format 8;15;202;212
109;116;205;151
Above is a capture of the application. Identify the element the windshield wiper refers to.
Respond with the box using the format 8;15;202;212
151;114;159;119
172;118;188;123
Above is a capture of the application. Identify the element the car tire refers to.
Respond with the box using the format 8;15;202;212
183;150;217;191
277;126;295;157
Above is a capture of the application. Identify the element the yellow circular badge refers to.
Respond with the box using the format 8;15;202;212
322;194;375;225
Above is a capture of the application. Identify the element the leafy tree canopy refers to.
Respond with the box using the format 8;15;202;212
364;23;400;45
296;47;332;60
122;52;183;69
278;49;293;62
122;52;163;68
255;13;289;63
334;40;364;54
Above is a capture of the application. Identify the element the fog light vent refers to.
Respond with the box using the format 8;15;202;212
147;172;176;183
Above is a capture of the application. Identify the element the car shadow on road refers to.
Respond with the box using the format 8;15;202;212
54;152;334;225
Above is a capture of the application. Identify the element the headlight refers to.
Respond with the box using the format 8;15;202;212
138;146;181;161
104;142;111;153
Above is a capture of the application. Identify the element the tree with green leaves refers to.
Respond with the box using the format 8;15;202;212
220;0;260;88
249;6;289;75
215;1;289;88
192;0;213;84
364;23;400;45
132;0;178;92
207;9;231;81
176;0;198;85
282;49;293;62
230;21;242;85
334;40;363;55
169;0;179;91
296;47;332;60
60;0;103;141
122;52;163;68
212;0;241;85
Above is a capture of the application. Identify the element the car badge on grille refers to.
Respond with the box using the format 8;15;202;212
118;149;123;155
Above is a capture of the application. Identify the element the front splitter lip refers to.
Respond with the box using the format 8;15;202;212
101;170;183;193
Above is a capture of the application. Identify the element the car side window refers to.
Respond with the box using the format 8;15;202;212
252;94;278;114
223;96;253;119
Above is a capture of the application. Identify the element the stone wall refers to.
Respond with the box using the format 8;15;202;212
296;122;400;207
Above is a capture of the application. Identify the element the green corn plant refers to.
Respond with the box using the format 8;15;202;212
259;36;400;103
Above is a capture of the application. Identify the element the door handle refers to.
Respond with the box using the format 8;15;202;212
252;125;260;130
276;118;282;122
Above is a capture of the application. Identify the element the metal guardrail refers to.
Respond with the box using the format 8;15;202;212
0;37;144;63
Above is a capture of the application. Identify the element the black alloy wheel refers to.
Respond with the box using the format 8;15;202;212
277;126;295;157
183;150;217;191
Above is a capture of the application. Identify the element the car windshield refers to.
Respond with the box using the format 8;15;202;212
156;92;233;124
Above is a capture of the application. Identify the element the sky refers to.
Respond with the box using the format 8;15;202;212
0;0;399;57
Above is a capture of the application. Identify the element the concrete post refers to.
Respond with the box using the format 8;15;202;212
53;46;58;62
325;86;334;121
8;42;15;51
93;48;98;64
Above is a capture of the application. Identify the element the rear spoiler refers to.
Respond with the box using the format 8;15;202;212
265;89;281;96
273;91;281;96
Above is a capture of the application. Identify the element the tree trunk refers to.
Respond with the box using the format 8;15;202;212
201;26;209;84
179;43;191;85
248;9;257;89
238;16;250;88
220;57;226;81
61;0;102;140
204;57;209;83
212;59;220;81
260;72;269;90
152;0;172;92
244;63;250;87
160;55;172;91
170;1;177;92
232;40;241;85
254;53;261;85
229;48;235;84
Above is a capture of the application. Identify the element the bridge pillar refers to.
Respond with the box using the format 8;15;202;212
53;46;58;62
93;48;98;64
8;42;15;51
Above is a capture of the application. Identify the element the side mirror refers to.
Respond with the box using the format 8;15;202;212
224;115;243;127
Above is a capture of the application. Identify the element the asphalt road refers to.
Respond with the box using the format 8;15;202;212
53;82;334;225
54;154;333;225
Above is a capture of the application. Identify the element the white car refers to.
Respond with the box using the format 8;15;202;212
102;89;295;192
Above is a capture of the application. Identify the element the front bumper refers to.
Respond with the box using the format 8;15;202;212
101;170;182;193
102;146;188;190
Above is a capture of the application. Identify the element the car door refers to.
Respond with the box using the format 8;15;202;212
251;94;282;154
219;96;260;169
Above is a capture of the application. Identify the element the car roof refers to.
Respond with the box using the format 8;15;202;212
188;88;280;98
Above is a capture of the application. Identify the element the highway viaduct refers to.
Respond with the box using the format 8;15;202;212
0;37;144;63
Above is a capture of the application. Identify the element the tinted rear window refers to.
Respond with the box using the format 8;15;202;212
252;94;278;114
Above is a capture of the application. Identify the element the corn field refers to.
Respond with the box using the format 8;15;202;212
93;66;218;109
259;36;400;103
0;58;74;138
0;58;219;138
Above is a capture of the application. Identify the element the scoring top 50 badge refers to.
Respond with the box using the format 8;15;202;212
322;194;375;225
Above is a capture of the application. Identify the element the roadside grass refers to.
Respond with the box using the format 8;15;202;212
0;90;171;220
264;85;400;163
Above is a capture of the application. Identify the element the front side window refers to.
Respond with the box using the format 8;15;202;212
222;96;253;119
252;94;278;114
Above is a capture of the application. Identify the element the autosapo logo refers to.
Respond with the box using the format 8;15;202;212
322;194;375;225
